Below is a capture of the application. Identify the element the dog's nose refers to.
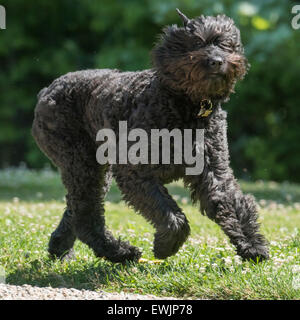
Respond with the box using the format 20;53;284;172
207;56;224;69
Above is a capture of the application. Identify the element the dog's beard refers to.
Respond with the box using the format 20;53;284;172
156;52;247;102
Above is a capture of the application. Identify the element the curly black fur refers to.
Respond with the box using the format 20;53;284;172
32;10;269;263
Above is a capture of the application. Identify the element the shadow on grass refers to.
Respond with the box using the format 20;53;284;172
6;257;174;292
7;260;125;291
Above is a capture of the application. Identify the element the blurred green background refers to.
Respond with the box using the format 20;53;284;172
0;0;299;182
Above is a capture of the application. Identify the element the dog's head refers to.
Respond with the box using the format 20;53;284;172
152;9;248;102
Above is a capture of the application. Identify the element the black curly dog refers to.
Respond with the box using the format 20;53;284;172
32;9;269;263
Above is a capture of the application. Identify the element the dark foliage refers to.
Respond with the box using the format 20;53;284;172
0;0;299;182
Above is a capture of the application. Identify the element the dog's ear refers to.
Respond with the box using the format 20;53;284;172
176;8;195;32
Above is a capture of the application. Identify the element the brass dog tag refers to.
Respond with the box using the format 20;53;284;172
197;99;213;118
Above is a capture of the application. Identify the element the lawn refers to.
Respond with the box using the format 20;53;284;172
0;167;299;299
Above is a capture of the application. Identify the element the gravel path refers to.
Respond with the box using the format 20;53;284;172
0;284;177;300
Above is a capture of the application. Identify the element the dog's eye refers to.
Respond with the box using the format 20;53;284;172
193;36;205;49
234;44;241;52
195;40;204;48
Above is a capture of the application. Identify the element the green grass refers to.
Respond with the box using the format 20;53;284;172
0;167;299;299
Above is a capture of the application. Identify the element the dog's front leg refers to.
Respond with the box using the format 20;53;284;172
184;107;269;261
114;166;190;259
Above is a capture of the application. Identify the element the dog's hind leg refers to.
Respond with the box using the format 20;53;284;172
32;99;141;263
113;167;191;259
61;163;140;263
47;170;113;260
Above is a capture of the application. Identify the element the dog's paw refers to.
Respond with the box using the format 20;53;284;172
48;228;76;261
153;222;190;259
238;245;269;262
98;241;142;264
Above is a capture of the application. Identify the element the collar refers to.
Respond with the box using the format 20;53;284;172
196;99;213;118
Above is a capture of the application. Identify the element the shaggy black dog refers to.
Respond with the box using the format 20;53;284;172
32;9;269;263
